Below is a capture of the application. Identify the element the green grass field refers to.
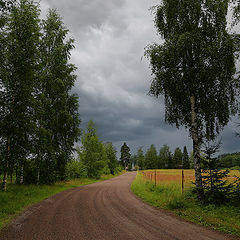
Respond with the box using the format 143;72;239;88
131;171;240;237
0;172;124;230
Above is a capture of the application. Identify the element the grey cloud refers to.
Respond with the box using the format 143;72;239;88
41;0;126;34
41;0;239;156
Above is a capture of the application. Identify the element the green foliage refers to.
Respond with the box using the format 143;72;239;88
145;0;239;198
77;121;120;178
136;147;145;170
103;142;118;175
78;121;105;179
144;144;157;169
65;160;87;179
120;142;131;168
218;152;240;168
146;0;238;135
200;142;240;204
132;173;240;236
1;0;41;189
182;146;190;169
0;1;80;190
114;166;123;175
172;147;183;169
201;162;232;204
158;144;172;169
35;8;80;184
129;154;137;170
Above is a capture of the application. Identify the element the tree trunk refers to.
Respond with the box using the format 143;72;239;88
15;165;18;184
190;95;204;200
20;163;24;184
37;167;40;185
2;135;11;192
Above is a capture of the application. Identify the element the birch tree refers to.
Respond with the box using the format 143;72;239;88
1;0;40;190
145;0;239;199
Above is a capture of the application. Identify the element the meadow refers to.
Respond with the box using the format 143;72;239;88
131;169;240;237
141;169;240;189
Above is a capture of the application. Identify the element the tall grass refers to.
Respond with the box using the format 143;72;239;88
131;172;240;237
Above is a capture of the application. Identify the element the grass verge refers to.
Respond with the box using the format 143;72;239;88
0;171;124;230
131;172;240;237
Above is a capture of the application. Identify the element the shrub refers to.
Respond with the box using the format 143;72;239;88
167;196;187;209
65;160;87;179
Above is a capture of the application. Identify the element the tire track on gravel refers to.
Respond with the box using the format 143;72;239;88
0;172;239;240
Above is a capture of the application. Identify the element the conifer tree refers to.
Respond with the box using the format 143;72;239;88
182;146;190;169
172;147;183;169
120;142;131;168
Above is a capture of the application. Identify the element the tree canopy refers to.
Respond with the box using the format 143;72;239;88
0;0;80;190
145;0;240;198
120;142;131;168
145;144;158;169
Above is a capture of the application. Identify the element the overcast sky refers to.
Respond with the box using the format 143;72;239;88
40;0;239;156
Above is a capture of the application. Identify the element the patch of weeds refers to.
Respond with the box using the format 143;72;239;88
131;172;240;237
167;196;187;209
146;181;156;192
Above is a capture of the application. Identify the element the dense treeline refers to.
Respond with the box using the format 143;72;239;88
129;144;191;170
217;152;240;169
0;0;80;190
128;144;240;171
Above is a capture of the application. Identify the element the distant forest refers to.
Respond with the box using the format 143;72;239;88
218;153;240;169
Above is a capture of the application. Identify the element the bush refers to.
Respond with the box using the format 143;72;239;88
167;196;187;209
114;166;123;175
100;165;111;176
65;160;87;179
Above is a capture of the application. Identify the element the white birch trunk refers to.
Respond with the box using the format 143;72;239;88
190;95;204;199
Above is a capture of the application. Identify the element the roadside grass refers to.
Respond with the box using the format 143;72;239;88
131;171;240;237
0;171;125;230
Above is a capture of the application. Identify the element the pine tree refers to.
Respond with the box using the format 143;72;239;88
201;141;232;204
120;142;131;168
182;146;190;169
172;147;183;169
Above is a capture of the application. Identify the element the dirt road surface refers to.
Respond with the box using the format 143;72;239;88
1;172;239;240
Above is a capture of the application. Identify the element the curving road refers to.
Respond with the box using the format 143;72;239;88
1;172;239;240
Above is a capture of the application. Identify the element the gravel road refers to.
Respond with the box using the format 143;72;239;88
1;172;239;240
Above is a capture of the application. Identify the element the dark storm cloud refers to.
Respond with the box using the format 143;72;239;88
40;0;239;155
221;120;240;153
41;0;127;37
